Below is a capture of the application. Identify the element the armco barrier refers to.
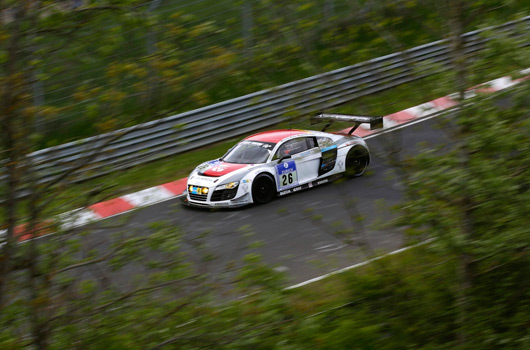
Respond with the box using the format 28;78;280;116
5;68;527;239
4;16;529;186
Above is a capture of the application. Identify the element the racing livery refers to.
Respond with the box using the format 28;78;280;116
182;114;382;208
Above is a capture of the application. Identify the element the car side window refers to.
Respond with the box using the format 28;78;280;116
273;137;313;160
316;137;335;150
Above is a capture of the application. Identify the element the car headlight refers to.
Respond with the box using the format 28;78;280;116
217;181;239;190
188;185;209;195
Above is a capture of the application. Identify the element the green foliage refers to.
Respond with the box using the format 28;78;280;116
1;0;524;147
392;77;530;347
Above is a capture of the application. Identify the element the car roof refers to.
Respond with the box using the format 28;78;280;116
245;129;309;143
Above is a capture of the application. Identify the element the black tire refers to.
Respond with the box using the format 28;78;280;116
345;146;370;177
252;174;276;204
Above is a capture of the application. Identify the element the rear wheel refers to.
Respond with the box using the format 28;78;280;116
345;146;369;177
252;174;276;204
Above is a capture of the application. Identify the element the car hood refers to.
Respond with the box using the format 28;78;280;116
188;160;262;188
200;161;249;177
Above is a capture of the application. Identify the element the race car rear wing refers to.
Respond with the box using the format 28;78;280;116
311;113;383;135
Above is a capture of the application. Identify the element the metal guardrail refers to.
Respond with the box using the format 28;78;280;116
6;16;530;185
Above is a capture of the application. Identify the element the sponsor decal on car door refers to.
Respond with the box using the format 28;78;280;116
274;137;321;190
276;160;298;191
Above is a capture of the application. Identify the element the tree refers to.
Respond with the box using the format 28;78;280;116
0;2;214;348
390;9;530;346
272;2;530;348
0;2;299;348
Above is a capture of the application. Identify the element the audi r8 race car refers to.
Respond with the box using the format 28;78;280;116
181;113;382;208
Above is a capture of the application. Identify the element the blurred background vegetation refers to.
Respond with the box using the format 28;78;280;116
1;0;524;148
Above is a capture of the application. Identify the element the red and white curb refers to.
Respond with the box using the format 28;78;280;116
2;70;527;242
58;178;188;231
1;179;189;242
343;70;529;137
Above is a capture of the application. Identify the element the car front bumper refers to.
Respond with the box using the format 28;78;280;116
180;192;252;208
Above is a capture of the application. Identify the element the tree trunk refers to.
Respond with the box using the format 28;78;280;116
448;0;467;101
0;1;26;310
447;1;475;346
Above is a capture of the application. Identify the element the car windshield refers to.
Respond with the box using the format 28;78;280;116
221;141;275;164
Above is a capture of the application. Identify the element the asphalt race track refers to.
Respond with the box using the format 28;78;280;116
79;115;450;285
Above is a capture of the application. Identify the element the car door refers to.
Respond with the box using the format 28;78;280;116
316;136;338;176
273;137;321;190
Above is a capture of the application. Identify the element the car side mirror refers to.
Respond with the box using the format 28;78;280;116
278;154;292;163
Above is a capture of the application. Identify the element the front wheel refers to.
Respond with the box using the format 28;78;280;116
345;146;370;177
252;174;276;204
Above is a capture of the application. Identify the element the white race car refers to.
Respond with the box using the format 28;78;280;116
181;114;382;208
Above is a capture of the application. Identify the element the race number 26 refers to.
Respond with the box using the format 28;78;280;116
281;172;294;186
276;160;298;190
